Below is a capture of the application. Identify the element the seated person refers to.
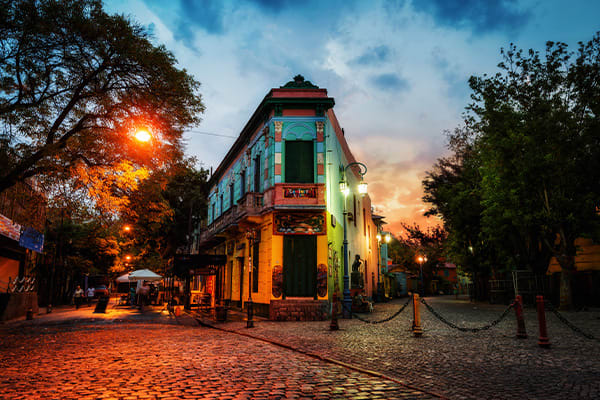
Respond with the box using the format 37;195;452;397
352;294;373;313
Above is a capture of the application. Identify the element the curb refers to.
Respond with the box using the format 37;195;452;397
194;316;449;400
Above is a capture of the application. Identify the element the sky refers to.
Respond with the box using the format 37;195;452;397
105;0;599;237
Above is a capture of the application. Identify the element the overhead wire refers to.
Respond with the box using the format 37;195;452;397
187;130;237;139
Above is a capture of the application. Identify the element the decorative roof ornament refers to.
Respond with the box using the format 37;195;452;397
281;74;319;89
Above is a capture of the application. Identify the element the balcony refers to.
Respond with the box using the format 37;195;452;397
200;192;264;243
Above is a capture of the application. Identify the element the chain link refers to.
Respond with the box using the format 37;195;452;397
544;301;600;342
420;298;514;332
340;297;411;324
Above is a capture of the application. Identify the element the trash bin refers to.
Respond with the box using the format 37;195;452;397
215;306;228;322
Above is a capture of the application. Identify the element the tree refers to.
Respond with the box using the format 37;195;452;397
388;223;447;295
471;38;600;307
425;34;600;307
121;159;209;274
0;0;204;192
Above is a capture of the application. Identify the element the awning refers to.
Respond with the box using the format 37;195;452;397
128;269;163;281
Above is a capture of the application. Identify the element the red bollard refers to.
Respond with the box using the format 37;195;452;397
536;295;550;348
514;295;527;339
330;292;339;331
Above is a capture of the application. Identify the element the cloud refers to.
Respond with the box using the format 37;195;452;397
141;0;226;51
350;45;391;66
411;0;531;34
247;0;297;12
369;73;410;92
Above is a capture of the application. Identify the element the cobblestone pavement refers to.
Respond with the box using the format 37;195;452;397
217;296;600;400
0;322;437;400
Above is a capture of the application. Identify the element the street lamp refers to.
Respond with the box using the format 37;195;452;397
339;162;368;318
417;255;427;296
123;225;131;233
245;229;256;328
134;128;152;143
376;232;391;301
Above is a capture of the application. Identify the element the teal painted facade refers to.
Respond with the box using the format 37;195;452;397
201;77;382;318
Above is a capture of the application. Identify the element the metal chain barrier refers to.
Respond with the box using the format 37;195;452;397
341;296;411;324
545;301;600;342
421;297;514;332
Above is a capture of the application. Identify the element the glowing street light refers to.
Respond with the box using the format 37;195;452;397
134;129;151;143
417;255;428;296
123;225;131;233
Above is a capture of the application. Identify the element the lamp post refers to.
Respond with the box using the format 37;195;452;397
245;229;255;328
339;162;368;318
417;255;427;296
376;232;391;302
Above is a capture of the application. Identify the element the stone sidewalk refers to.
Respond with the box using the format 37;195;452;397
199;296;600;400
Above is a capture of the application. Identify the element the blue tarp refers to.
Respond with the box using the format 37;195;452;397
19;227;44;252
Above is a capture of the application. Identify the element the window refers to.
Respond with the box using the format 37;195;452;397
254;155;261;192
285;141;314;183
220;194;223;214
240;170;246;198
229;184;234;208
211;203;215;222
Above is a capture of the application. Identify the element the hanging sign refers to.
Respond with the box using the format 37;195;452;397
283;187;317;198
19;227;44;252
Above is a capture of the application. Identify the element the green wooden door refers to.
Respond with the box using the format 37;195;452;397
283;235;317;298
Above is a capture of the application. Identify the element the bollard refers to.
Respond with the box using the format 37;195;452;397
26;307;33;320
536;295;550;348
514;295;527;339
412;293;423;337
174;306;181;317
246;299;254;328
47;304;52;314
330;292;339;331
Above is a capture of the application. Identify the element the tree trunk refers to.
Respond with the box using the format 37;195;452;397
559;269;573;310
557;255;575;309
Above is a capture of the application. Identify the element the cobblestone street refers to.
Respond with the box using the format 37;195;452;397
217;296;600;400
1;296;599;399
0;320;434;399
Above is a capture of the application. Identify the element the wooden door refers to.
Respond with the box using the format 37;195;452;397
283;235;317;298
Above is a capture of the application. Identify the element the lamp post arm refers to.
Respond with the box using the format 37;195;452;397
342;162;368;179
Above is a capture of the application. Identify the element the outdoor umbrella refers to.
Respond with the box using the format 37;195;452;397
116;273;130;283
127;269;162;282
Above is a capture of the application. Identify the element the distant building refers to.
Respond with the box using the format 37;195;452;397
196;76;381;320
0;180;46;320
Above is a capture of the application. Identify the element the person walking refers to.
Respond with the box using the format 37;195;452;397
86;286;95;305
73;285;84;309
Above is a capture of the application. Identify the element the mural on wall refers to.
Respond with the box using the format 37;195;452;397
283;187;317;198
317;263;327;297
273;212;326;235
328;244;340;295
272;264;283;298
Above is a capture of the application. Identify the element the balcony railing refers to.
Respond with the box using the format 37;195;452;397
200;192;264;242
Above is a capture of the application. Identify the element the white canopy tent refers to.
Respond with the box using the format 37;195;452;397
127;269;162;282
116;273;131;283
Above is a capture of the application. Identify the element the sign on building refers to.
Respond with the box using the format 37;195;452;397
19;227;44;253
0;213;21;241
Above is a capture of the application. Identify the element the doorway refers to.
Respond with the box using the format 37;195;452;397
283;235;317;298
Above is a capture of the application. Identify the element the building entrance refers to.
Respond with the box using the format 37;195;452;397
283;235;317;298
